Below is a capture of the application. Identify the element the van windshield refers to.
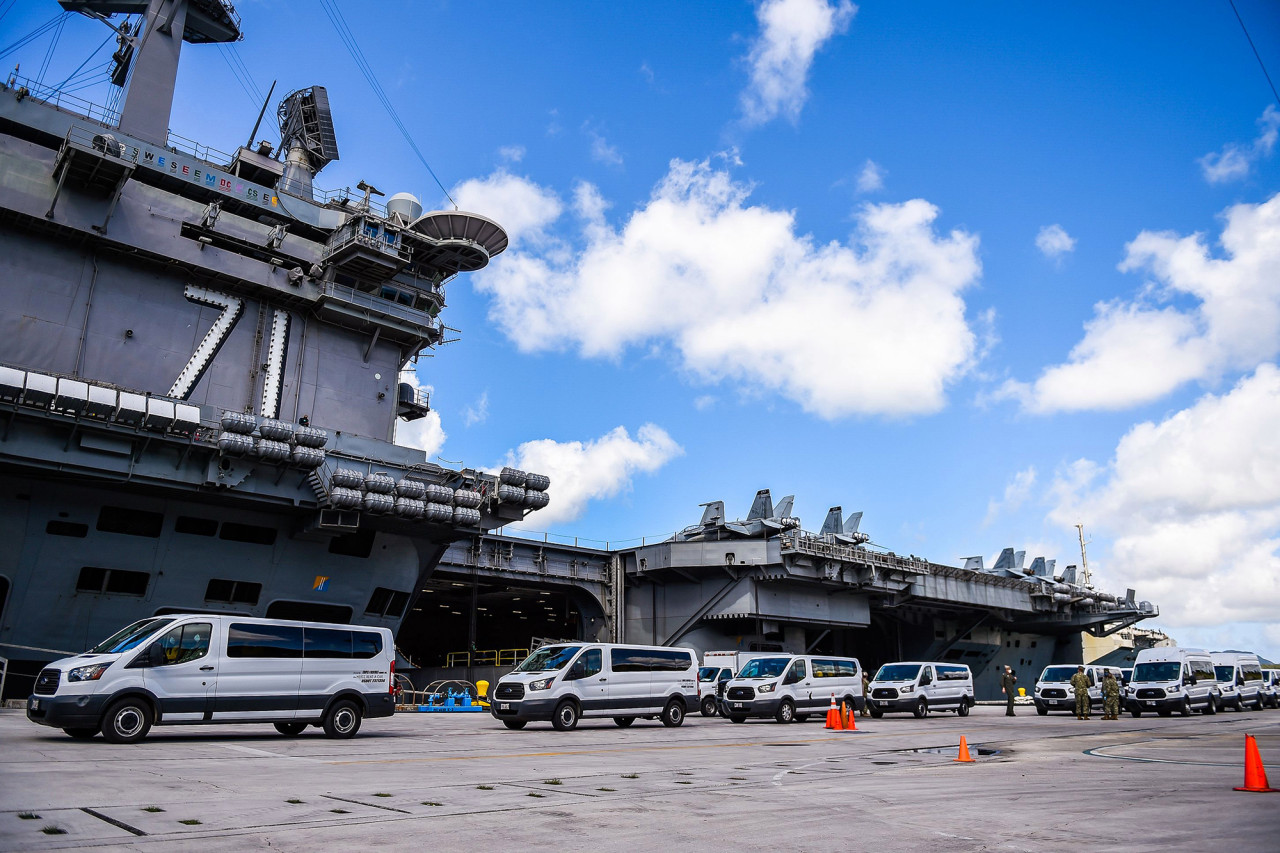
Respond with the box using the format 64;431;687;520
1134;661;1181;682
698;667;718;682
514;645;581;673
1040;666;1079;682
1214;666;1235;682
875;664;921;682
87;617;175;654
738;658;789;679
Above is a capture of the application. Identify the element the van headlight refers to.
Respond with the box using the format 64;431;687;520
68;663;111;682
528;677;554;691
757;682;777;694
899;684;914;694
1168;683;1181;693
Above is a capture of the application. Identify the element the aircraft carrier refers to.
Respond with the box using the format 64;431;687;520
0;0;1157;702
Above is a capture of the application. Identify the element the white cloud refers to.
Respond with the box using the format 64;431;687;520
984;466;1037;526
585;125;623;167
1198;106;1280;184
452;169;562;247
463;391;489;427
392;368;446;456
693;395;717;411
500;424;683;525
1049;364;1280;628
739;0;856;126
998;192;1280;413
498;145;525;163
856;159;885;193
1035;223;1076;259
459;159;983;419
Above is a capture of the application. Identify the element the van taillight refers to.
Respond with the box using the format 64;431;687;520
390;659;395;694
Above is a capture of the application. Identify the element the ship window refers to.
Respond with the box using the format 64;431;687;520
97;506;163;538
205;578;262;606
46;520;88;538
328;529;376;558
265;600;353;624
219;522;276;545
77;566;149;596
365;587;410;618
227;623;303;658
176;516;219;536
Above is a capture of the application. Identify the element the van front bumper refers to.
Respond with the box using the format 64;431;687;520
869;695;920;713
489;696;559;722
721;696;784;717
26;694;108;730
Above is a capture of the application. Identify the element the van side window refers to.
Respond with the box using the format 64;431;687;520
227;623;304;658
920;666;933;685
304;628;352;658
939;666;968;680
611;648;692;672
568;648;603;679
790;660;807;680
836;660;857;676
154;622;211;665
352;631;383;659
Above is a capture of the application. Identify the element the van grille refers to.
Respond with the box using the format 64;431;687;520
871;688;898;700
34;669;60;695
494;682;524;701
1135;688;1166;700
1040;688;1067;699
726;686;755;701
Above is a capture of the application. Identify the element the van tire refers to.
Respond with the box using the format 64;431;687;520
613;717;635;728
1180;697;1192;717
551;700;579;731
661;699;685;728
502;720;527;730
728;714;746;723
1203;698;1217;715
1130;707;1142;718
774;700;795;724
957;698;970;717
274;722;307;736
1036;704;1048;716
63;727;97;739
913;698;928;719
869;707;883;718
101;697;153;744
700;696;717;717
323;700;363;739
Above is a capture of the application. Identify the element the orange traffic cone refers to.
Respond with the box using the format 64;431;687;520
1234;734;1278;792
954;736;975;763
824;694;843;730
844;702;857;731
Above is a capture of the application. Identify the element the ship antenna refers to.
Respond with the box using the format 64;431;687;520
246;79;277;150
1075;523;1092;588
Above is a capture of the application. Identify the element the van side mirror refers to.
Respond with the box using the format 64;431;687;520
147;643;165;668
1184;675;1196;686
566;661;586;680
784;671;801;685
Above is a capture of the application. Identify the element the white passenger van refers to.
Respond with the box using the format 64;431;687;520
699;651;768;716
867;662;973;718
1264;670;1280;709
1033;664;1107;715
1211;651;1266;712
489;643;698;731
26;615;395;743
1127;647;1218;717
721;654;863;723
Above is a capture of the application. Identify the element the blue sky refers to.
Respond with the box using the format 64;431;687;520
6;1;1280;658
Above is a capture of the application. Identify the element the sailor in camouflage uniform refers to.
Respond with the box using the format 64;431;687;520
1070;665;1092;720
1101;669;1121;720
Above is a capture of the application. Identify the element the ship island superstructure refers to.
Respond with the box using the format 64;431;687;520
0;0;1157;701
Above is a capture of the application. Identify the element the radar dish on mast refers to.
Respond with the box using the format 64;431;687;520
277;86;340;172
408;210;509;273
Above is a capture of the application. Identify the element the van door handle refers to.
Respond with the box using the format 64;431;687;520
598;677;607;682
199;666;215;671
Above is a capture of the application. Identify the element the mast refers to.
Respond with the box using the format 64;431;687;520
1075;523;1092;588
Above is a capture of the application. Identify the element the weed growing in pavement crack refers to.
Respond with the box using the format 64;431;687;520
621;773;638;779
476;785;494;790
178;819;202;825
543;778;562;785
598;787;616;792
527;792;545;798
329;809;348;814
373;792;392;797
142;806;165;812
421;801;442;807
40;826;66;835
286;799;304;805
17;812;39;820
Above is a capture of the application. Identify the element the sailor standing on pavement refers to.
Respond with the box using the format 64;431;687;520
1071;666;1092;719
1000;665;1018;716
860;671;871;717
1101;669;1121;720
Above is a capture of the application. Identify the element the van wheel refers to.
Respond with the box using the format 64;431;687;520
63;727;97;739
774;700;795;724
869;707;883;718
913;698;929;719
1203;698;1217;715
700;696;717;717
101;697;152;744
502;720;527;730
551;701;579;731
1036;704;1048;716
613;717;635;728
1130;707;1142;718
728;715;746;723
1180;698;1192;717
274;722;307;737
1254;696;1266;711
661;699;685;728
323;700;363;739
957;698;970;717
